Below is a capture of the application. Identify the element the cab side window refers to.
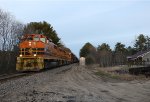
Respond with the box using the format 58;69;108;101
40;38;46;43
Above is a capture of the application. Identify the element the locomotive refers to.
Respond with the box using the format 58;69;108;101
16;34;78;71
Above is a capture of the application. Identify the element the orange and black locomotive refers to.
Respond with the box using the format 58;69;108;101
16;34;76;71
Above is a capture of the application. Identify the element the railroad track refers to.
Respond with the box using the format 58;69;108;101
0;63;76;82
0;73;30;82
0;66;56;82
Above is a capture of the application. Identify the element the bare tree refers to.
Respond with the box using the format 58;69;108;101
0;9;24;74
0;10;11;50
9;21;24;50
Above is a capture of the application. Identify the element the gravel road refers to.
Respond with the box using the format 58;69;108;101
0;64;150;102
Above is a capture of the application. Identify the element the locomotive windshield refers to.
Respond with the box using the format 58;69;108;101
33;35;39;41
21;34;46;43
33;35;46;43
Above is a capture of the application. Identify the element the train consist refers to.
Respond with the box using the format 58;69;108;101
16;34;78;71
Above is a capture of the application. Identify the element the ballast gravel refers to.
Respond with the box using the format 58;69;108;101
0;64;150;102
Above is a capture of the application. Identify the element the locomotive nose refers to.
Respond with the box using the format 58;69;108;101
20;41;37;48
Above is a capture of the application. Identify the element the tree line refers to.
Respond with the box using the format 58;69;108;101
0;9;63;74
80;34;150;67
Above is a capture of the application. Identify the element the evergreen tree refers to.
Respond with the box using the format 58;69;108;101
23;21;61;45
97;43;111;52
80;42;97;64
114;42;127;65
114;42;126;53
80;42;96;57
134;34;147;52
146;36;150;50
126;46;136;56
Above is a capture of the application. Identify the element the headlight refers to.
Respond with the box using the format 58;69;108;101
29;42;31;46
34;54;36;57
19;54;22;57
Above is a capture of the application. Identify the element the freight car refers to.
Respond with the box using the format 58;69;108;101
16;34;77;71
71;53;79;63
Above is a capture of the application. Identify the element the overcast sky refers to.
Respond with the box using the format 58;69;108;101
0;0;150;57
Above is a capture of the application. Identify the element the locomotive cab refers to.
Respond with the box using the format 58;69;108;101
20;34;47;43
19;34;48;57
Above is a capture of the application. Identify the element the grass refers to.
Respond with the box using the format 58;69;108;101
95;70;120;80
95;70;110;77
94;66;147;81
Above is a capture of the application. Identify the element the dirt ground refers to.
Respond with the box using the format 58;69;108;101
0;64;150;102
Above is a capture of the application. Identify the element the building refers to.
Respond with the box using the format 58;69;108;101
127;50;150;66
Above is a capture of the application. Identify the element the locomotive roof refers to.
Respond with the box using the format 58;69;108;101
24;34;46;37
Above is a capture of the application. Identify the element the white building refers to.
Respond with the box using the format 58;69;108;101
127;50;150;66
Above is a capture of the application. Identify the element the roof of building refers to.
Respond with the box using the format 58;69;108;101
127;49;150;60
